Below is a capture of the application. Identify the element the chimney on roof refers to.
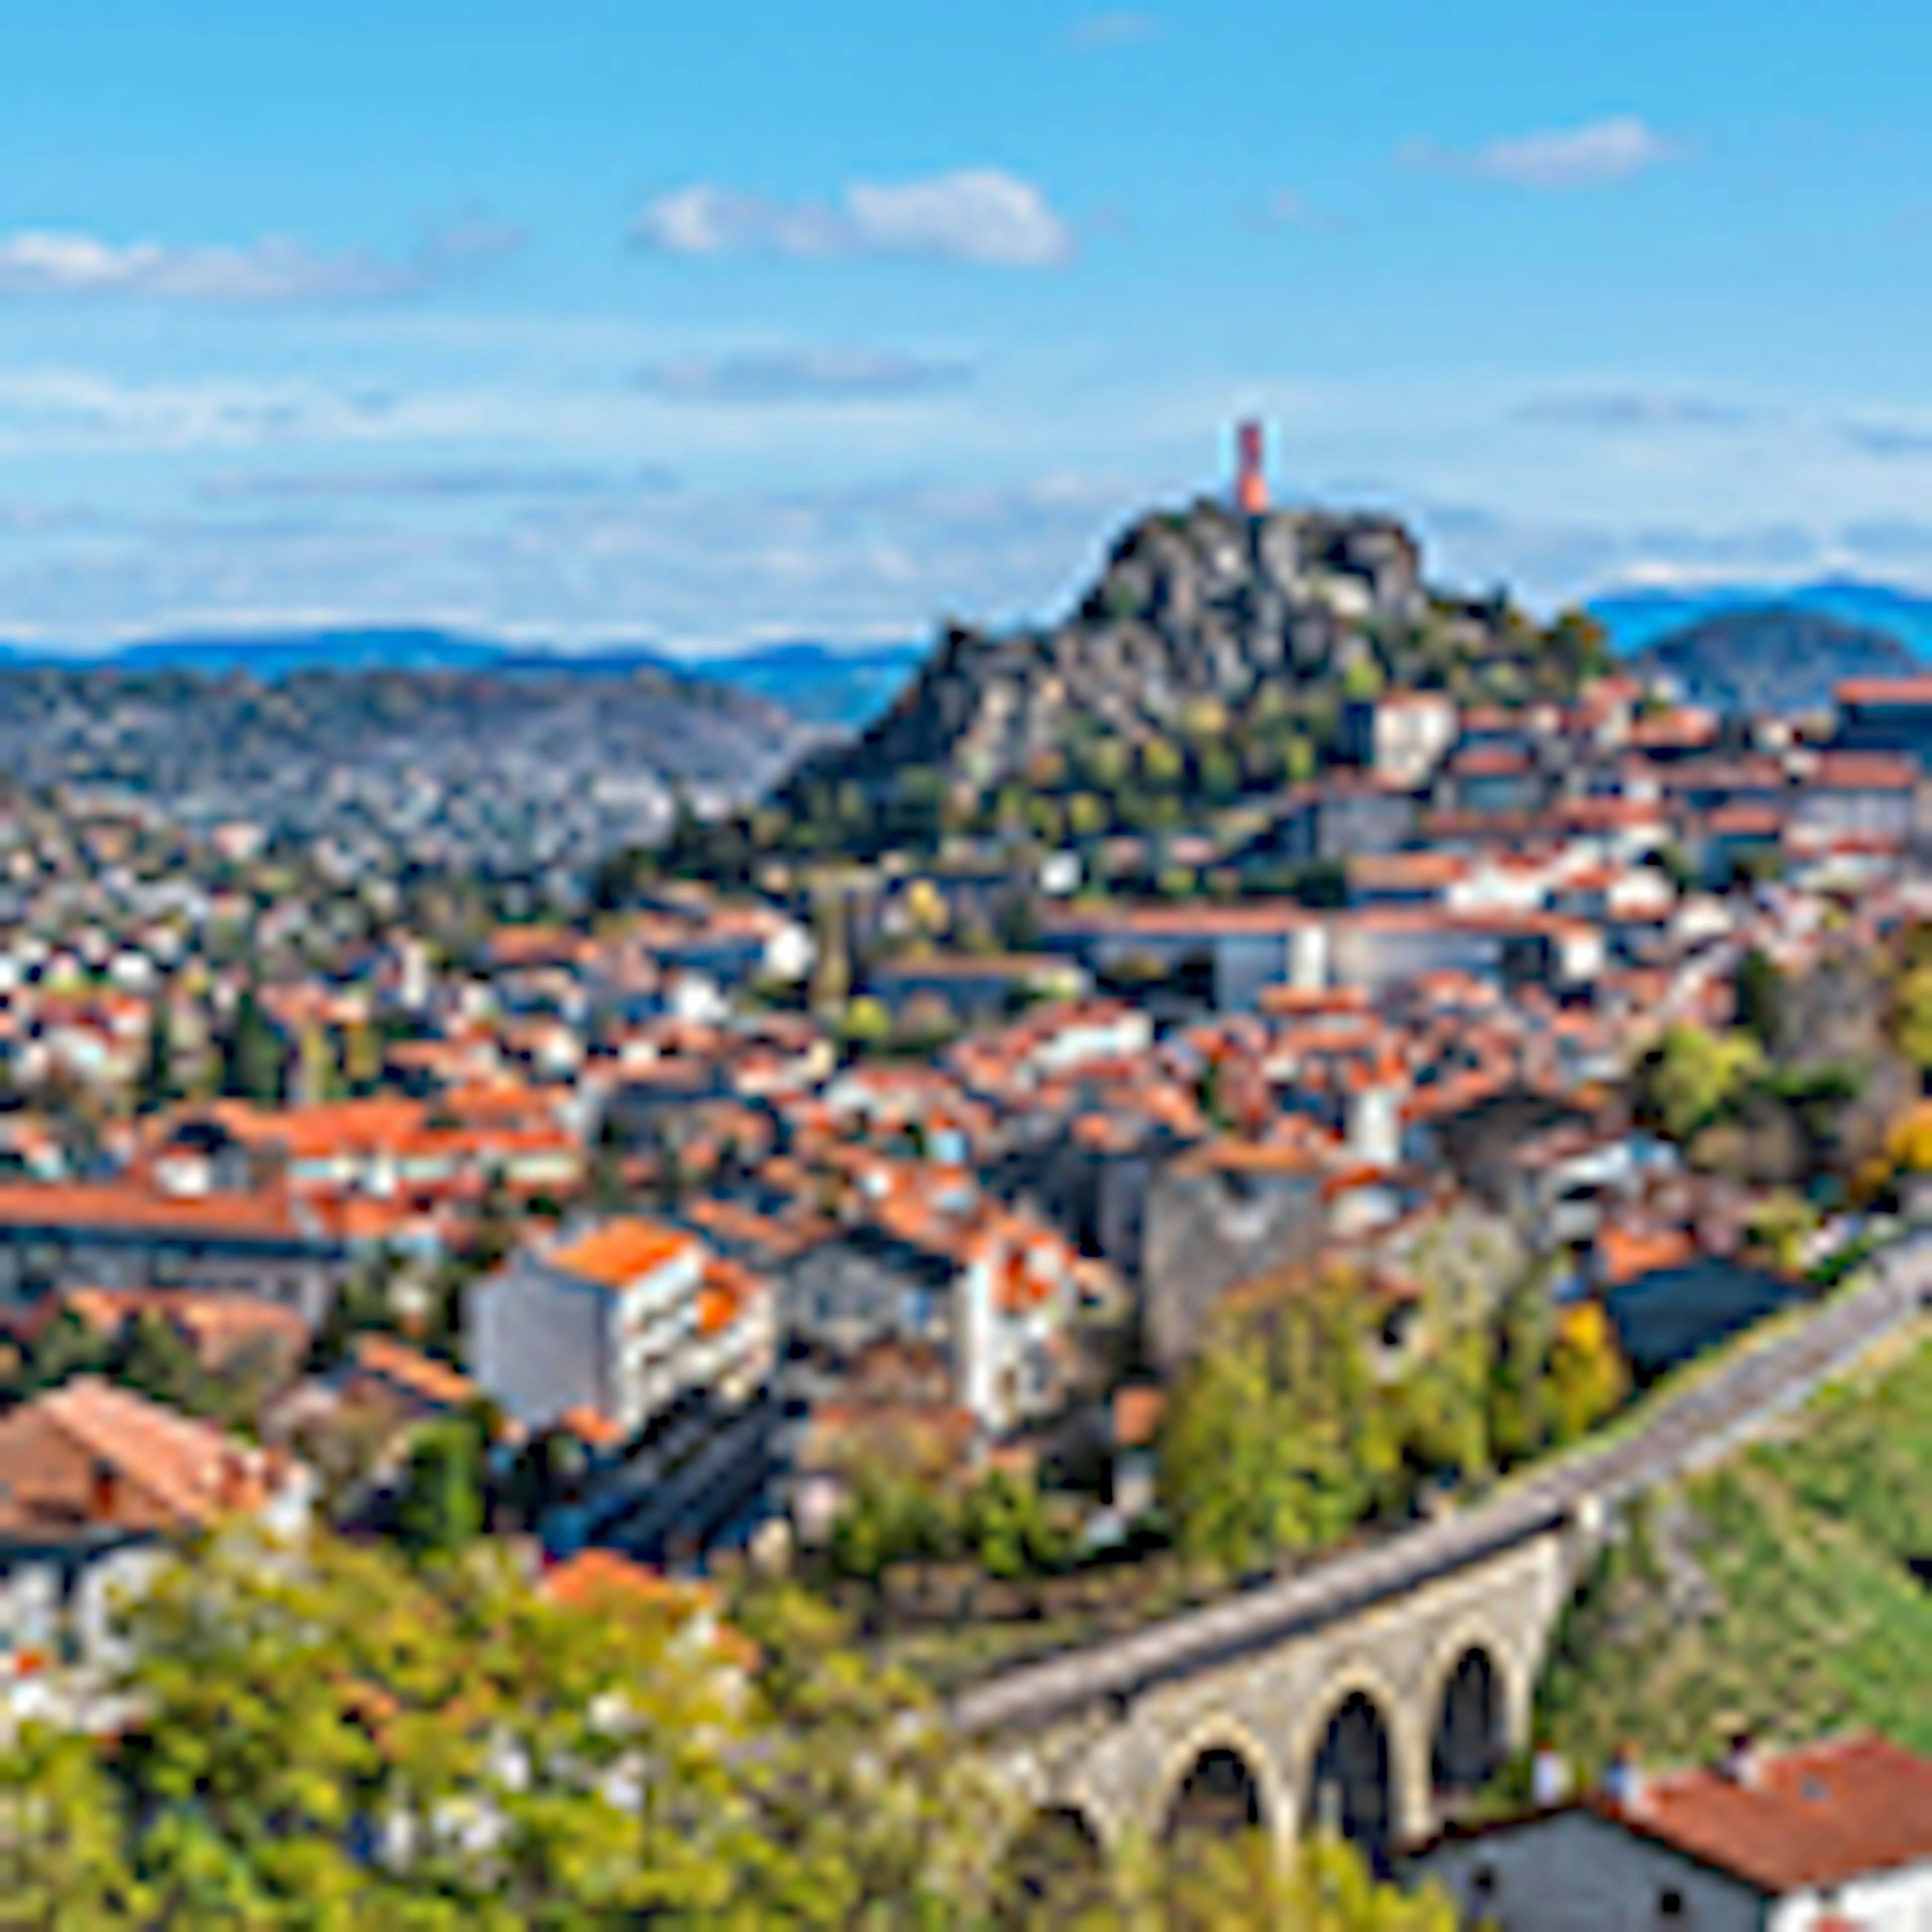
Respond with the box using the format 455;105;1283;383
216;1450;254;1513
1347;1079;1402;1169
1722;1729;1763;1790
88;1456;119;1523
1602;1743;1648;1817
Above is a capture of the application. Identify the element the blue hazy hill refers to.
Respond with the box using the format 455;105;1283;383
680;642;922;726
1590;578;1932;659
0;630;921;728
1623;607;1917;715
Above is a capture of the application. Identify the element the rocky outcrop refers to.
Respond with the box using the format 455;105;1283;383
778;498;1478;815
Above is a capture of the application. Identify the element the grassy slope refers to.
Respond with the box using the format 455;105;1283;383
1536;1325;1932;1772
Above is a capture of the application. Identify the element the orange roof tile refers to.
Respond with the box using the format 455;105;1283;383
1598;1225;1698;1285
550;1217;695;1289
543;1548;695;1612
0;1179;311;1244
1592;1736;1932;1895
0;1377;283;1536
1112;1385;1166;1449
348;1334;478;1412
1835;676;1932;707
559;1404;629;1451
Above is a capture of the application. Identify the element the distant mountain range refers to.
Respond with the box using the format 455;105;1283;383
9;573;1931;740
1589;578;1932;659
1585;578;1932;716
674;642;924;727
1624;607;1918;716
0;630;922;730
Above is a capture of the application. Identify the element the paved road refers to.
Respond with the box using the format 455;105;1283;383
952;1242;1927;1738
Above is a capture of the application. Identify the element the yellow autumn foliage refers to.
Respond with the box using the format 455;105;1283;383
1885;1101;1932;1173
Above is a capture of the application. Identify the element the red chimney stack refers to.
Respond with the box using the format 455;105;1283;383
1235;420;1268;516
88;1456;119;1522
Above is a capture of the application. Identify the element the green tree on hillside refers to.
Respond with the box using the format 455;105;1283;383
0;1528;1022;1926
1139;736;1184;790
1159;1270;1398;1575
115;1309;204;1414
1547;1301;1629;1445
217;984;286;1103
394;1420;487;1560
1894;962;1932;1078
1485;1273;1559;1468
1538;1334;1932;1775
136;1005;178;1113
1008;1830;1458;1930
1637;1024;1764;1144
1734;948;1786;1050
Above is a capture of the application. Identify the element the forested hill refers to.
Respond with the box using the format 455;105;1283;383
1536;1328;1932;1774
1629;606;1918;716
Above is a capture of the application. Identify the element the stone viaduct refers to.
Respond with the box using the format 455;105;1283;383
952;1243;1929;1869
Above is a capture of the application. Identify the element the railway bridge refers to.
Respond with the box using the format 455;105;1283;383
951;1244;1928;1869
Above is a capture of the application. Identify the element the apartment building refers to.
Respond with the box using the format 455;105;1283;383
469;1216;771;1440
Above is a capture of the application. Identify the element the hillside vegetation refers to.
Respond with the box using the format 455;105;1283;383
1536;1324;1932;1771
1592;577;1932;660
1630;605;1916;716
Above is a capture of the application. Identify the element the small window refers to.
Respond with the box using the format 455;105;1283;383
1658;1888;1685;1921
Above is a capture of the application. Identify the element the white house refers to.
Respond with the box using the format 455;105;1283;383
468;1216;772;1440
1407;1735;1932;1931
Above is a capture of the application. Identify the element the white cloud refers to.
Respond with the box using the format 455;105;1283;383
0;467;1138;650
1518;389;1759;431
1239;189;1313;233
633;188;840;259
634;170;1073;267
636;348;971;405
1069;12;1161;49
0;370;405;450
0;221;519;305
1843;418;1932;459
1422;116;1677;190
199;463;674;505
1411;495;1836;606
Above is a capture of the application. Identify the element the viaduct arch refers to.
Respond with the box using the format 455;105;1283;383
981;1512;1570;1862
963;1241;1925;1869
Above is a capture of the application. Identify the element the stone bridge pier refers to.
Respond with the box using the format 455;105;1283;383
978;1516;1579;1868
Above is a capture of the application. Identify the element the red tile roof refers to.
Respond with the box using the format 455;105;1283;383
0;1377;285;1537
550;1217;695;1290
347;1334;478;1413
1595;1736;1932;1895
1598;1225;1698;1285
541;1550;759;1668
0;1179;310;1243
1808;751;1917;790
1836;676;1932;707
558;1405;628;1451
1112;1385;1166;1449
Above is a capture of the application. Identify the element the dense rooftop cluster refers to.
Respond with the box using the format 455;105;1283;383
5;489;1932;1918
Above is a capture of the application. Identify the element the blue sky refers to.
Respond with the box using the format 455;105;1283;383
2;0;1931;649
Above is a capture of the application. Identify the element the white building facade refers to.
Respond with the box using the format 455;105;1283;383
469;1218;770;1438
